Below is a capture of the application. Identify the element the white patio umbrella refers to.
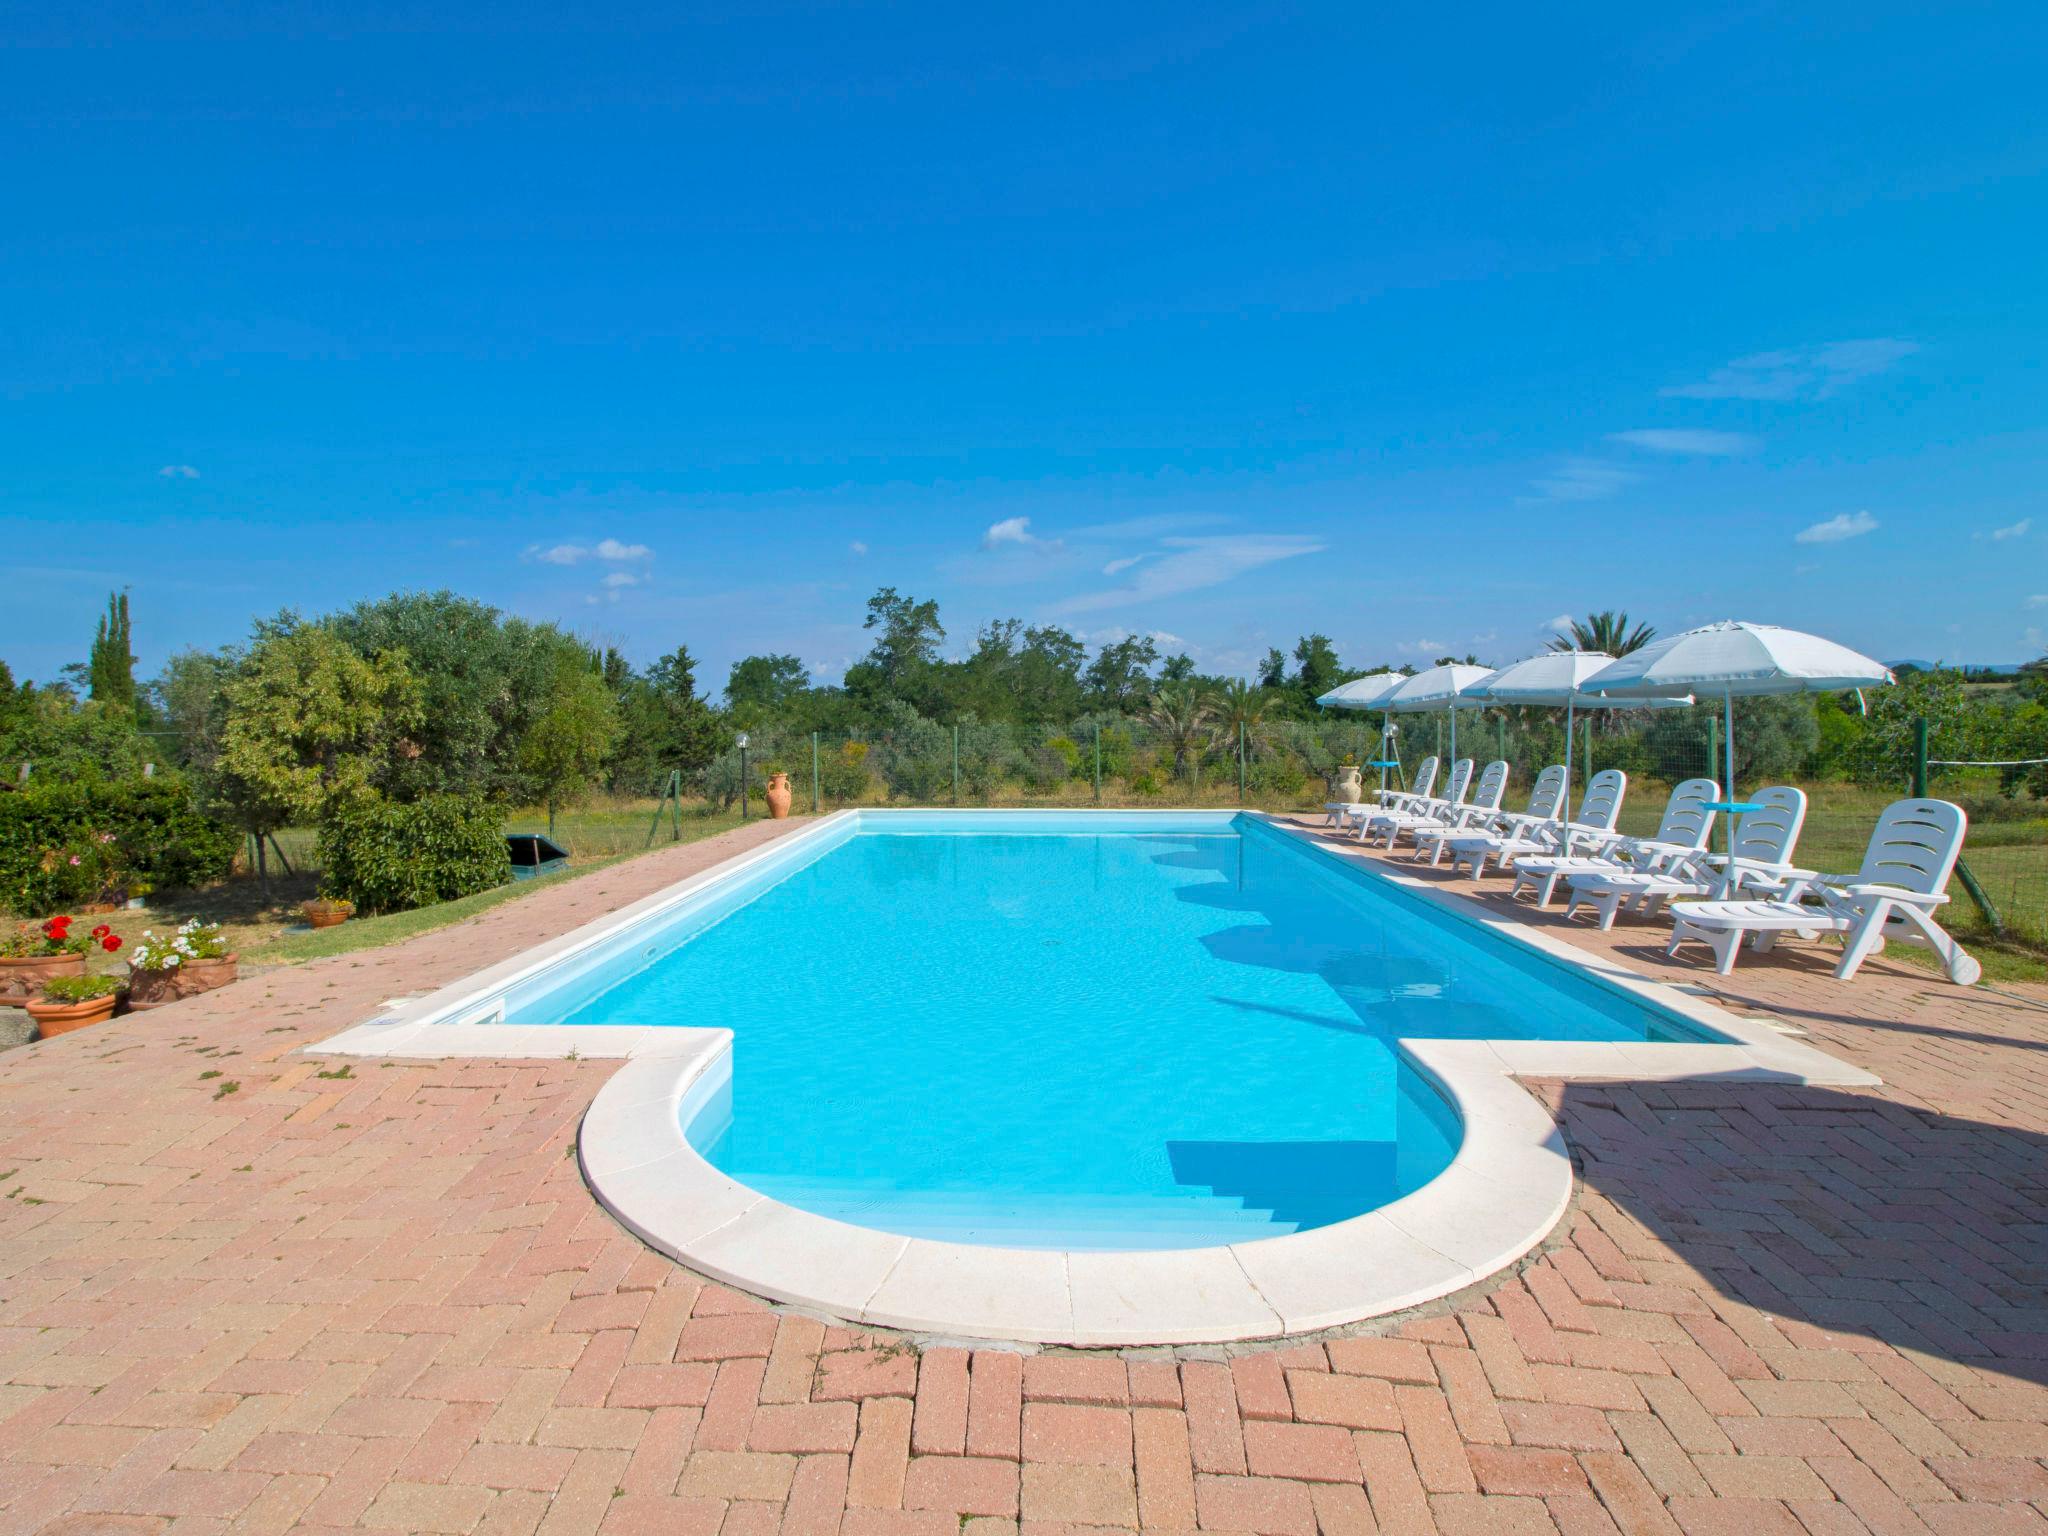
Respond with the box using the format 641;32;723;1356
1381;664;1498;796
1466;651;1692;823
1317;672;1406;795
1587;620;1893;888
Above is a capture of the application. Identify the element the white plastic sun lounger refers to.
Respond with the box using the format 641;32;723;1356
1446;769;1627;882
1392;761;1507;868
1507;776;1718;906
1358;758;1474;846
1666;798;1981;985
1329;755;1438;831
1564;786;1807;930
1412;763;1569;868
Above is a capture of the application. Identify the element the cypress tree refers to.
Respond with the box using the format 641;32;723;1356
89;589;137;713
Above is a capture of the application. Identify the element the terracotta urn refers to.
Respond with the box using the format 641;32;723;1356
0;953;85;1005
764;772;793;820
1332;764;1363;801
303;899;352;929
26;993;119;1038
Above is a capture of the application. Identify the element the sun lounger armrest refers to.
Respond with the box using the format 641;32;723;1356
1837;882;1950;909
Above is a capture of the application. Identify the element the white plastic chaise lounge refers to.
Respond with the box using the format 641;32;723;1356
1446;769;1627;882
1357;757;1476;847
1396;759;1510;861
1506;776;1718;906
1410;764;1569;869
1402;759;1517;866
1665;797;1981;985
1564;786;1807;931
1328;756;1439;833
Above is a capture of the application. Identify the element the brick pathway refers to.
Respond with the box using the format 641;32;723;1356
3;815;2046;1534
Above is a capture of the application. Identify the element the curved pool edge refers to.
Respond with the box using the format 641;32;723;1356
309;806;1887;1347
574;1027;1573;1346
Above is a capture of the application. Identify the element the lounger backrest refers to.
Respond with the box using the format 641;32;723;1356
1850;799;1969;895
1525;764;1567;819
1575;769;1627;832
1469;760;1510;814
1408;756;1440;800
1442;758;1474;807
1653;778;1721;849
1732;786;1807;865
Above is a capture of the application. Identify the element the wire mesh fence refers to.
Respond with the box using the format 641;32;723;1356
668;708;2044;950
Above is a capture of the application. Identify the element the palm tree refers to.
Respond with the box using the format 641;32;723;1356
1549;610;1656;657
1212;678;1271;757
1143;680;1220;781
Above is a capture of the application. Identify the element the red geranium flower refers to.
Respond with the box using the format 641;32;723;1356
102;935;123;953
92;924;111;939
44;915;72;935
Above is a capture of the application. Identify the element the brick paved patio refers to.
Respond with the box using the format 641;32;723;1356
3;814;2045;1534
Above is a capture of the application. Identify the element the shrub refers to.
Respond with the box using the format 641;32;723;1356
315;793;508;915
819;741;873;802
0;777;237;916
42;973;124;1003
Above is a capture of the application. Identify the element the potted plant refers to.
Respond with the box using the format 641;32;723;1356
26;973;126;1038
303;895;354;929
762;763;793;820
0;916;94;1004
126;920;237;1008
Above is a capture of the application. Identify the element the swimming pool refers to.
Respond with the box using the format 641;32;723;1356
502;811;1707;1251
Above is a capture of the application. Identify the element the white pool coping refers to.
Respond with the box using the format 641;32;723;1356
309;808;1879;1346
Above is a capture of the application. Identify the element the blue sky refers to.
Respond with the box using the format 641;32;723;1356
5;1;2045;694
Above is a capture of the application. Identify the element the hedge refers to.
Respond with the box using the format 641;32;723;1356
0;775;239;915
316;792;509;914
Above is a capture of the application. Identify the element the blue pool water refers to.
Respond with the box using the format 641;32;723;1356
516;813;1710;1249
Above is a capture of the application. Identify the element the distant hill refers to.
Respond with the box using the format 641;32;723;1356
1889;659;2023;676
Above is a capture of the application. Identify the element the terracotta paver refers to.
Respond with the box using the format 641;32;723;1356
5;811;2048;1533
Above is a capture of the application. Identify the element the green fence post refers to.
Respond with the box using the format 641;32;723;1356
1918;714;2006;935
1093;723;1102;804
811;732;821;815
1238;722;1246;804
669;769;680;841
952;725;960;806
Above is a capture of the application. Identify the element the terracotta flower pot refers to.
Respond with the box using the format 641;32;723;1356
26;993;118;1038
126;967;181;1010
303;901;352;929
765;772;793;820
177;955;239;997
0;952;85;1005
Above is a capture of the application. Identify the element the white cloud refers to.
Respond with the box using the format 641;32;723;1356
1050;534;1325;616
526;537;653;566
1662;338;1917;401
848;540;869;556
157;464;199;479
1795;510;1879;545
1397;638;1447;655
602;571;642;589
1524;458;1637;504
1543;613;1574;634
1606;429;1756;456
1149;630;1186;648
1981;519;2032;542
983;516;1062;552
1102;555;1147;576
2025;594;2048;609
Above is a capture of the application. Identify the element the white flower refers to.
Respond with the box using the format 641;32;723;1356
164;954;180;967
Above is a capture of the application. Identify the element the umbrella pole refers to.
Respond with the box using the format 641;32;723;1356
1722;685;1738;896
1448;706;1457;797
1562;695;1575;833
